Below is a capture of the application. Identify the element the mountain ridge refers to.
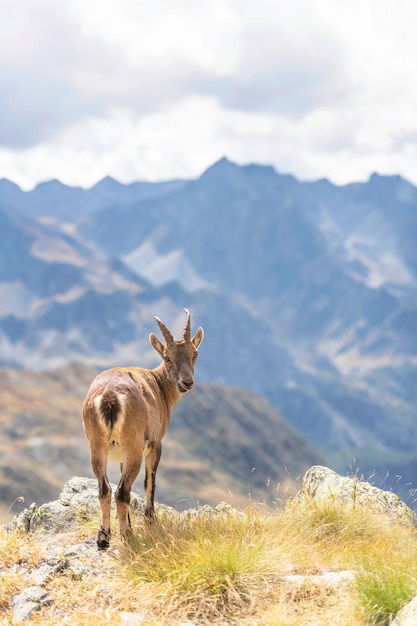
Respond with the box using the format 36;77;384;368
0;158;416;490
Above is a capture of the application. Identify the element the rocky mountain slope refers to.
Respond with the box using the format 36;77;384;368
0;158;416;488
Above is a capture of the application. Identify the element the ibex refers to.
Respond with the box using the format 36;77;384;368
82;309;204;550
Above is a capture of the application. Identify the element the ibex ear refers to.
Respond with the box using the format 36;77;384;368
149;333;165;357
192;327;204;348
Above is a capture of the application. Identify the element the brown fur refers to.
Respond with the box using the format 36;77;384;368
82;309;204;550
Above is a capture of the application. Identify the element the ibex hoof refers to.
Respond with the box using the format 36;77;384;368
144;508;155;524
97;528;111;551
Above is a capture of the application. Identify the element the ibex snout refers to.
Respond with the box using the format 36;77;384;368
178;378;194;393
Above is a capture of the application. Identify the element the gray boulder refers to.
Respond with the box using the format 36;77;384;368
392;595;417;626
13;586;53;623
9;476;146;535
299;465;417;526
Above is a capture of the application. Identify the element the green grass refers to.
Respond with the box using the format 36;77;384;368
355;566;416;626
353;530;417;625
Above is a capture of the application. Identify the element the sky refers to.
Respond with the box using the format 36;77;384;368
1;0;417;190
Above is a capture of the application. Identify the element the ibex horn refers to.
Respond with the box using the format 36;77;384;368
154;316;174;343
183;308;191;341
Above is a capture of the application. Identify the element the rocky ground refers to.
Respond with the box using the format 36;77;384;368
3;468;417;625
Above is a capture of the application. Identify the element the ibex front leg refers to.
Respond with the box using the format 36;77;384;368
144;442;162;519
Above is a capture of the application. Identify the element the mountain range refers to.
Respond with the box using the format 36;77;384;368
0;158;416;492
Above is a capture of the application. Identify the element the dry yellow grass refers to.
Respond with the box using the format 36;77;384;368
0;523;46;615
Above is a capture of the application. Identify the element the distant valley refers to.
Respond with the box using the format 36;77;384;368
0;158;416;500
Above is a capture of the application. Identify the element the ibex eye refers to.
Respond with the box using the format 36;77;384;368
164;356;171;363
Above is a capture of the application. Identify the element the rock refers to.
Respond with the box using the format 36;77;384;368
59;475;102;510
10;476;237;539
13;585;53;623
283;570;355;588
9;499;75;535
9;476;146;535
29;558;68;585
119;611;147;624
392;595;417;625
32;500;77;533
9;502;37;533
13;601;39;623
299;465;417;526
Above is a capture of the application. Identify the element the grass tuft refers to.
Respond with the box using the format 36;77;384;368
353;528;417;625
354;566;415;626
122;506;282;621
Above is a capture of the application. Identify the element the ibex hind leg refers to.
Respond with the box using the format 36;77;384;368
115;457;142;539
91;452;112;550
144;442;162;520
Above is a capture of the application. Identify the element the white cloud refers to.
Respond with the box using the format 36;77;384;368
1;0;417;188
68;0;241;75
0;97;231;188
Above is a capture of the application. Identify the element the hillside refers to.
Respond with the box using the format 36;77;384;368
0;364;321;518
0;158;416;489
